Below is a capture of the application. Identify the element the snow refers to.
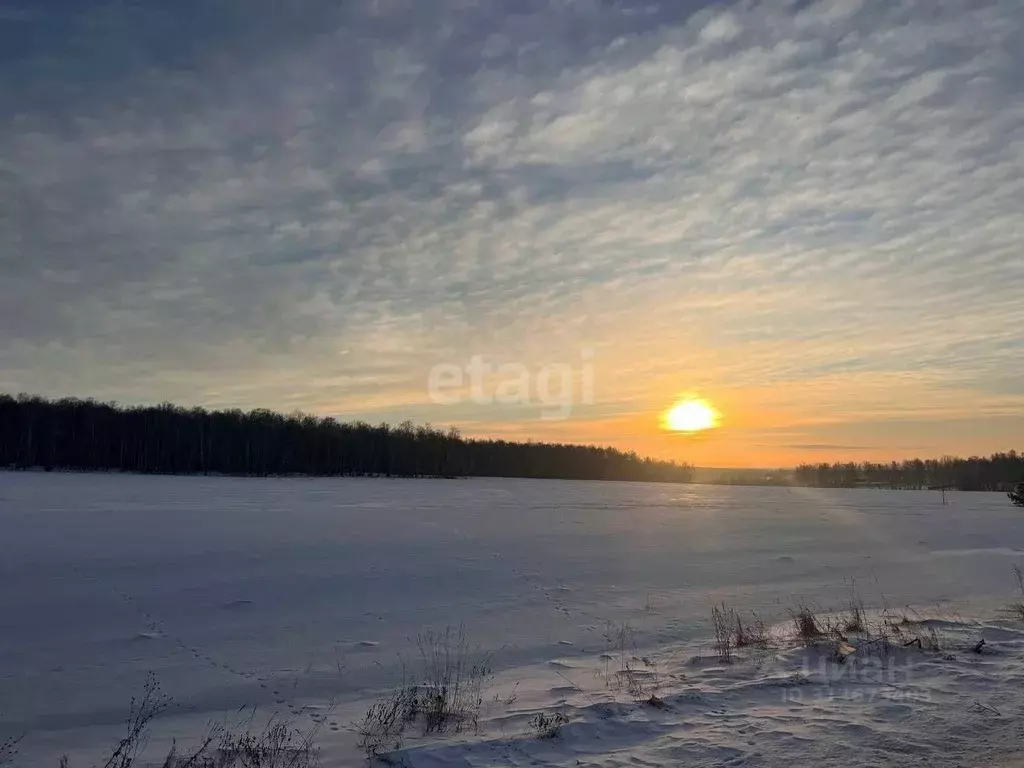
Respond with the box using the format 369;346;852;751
2;473;1024;765
393;617;1024;767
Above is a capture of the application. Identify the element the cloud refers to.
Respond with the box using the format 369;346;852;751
0;0;1022;462
785;445;876;453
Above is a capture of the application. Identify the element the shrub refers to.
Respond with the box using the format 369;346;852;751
529;710;569;740
1009;483;1024;507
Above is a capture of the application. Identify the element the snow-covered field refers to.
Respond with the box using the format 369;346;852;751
2;473;1024;766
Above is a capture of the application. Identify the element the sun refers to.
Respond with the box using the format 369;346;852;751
663;399;720;433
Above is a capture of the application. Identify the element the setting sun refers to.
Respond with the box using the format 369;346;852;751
664;399;720;433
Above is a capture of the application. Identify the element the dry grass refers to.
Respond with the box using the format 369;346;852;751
528;710;569;740
843;583;867;634
1004;565;1024;621
356;625;493;761
734;612;771;650
355;682;417;760
710;604;735;663
826;603;958;662
600;621;631;684
599;622;662;705
790;603;823;645
624;656;663;706
709;604;775;664
876;613;943;653
73;673;170;768
777;591;957;665
415;626;493;734
191;718;320;768
52;676;320;768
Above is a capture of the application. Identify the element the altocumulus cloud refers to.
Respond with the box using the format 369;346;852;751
0;0;1022;437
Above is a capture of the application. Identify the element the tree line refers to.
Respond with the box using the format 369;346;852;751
793;453;1024;491
0;394;694;483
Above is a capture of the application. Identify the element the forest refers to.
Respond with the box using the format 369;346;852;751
793;454;1024;491
0;394;695;483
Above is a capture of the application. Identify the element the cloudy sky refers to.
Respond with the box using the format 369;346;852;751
2;0;1022;467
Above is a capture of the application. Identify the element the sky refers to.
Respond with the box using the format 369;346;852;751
1;0;1023;468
